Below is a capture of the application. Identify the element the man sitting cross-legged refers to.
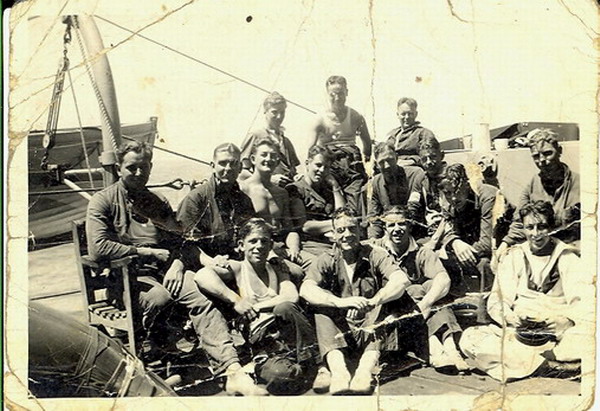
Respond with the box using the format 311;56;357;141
370;206;468;373
86;141;266;396
240;137;313;272
300;209;427;395
195;218;318;395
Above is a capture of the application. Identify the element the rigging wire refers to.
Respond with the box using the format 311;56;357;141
67;68;95;188
94;15;317;115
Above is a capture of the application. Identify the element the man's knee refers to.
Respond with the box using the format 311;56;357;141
139;284;172;314
273;301;297;318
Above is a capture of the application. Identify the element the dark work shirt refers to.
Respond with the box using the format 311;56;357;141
177;175;255;268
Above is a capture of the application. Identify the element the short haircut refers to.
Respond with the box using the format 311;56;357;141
439;163;469;190
326;75;347;89
418;135;441;153
263;91;287;111
397;97;418;110
307;145;333;163
382;205;411;220
528;128;560;151
213;143;241;160
373;141;396;160
237;218;274;242
116;140;152;164
250;136;279;156
332;206;358;228
519;200;556;229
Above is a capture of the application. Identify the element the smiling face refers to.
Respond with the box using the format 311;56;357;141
265;102;286;130
523;213;552;254
251;143;279;174
212;150;241;184
384;213;410;245
397;103;417;129
333;215;360;251
306;153;330;184
240;227;272;266
529;141;562;175
327;84;347;110
119;151;152;192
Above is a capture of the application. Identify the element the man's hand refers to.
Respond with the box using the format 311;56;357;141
271;174;292;187
288;246;302;265
162;262;184;297
336;296;370;311
137;247;170;263
234;298;258;321
452;240;477;267
210;254;231;276
324;174;340;190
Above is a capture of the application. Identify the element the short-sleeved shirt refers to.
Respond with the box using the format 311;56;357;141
240;127;300;178
305;244;404;299
371;236;446;285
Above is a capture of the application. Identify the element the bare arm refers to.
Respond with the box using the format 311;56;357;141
308;116;324;148
253;280;299;312
194;266;238;304
357;115;372;161
368;270;411;307
417;271;450;316
300;280;368;309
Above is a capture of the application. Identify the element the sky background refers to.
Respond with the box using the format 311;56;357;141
9;0;598;202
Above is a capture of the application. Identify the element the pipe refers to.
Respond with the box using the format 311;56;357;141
63;178;93;200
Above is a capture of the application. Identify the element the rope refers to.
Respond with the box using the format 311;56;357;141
72;16;119;154
94;15;317;115
67;68;95;188
120;135;211;166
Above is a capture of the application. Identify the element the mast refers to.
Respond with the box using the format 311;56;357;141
69;15;122;185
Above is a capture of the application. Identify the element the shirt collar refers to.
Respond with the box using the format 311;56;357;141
384;235;418;262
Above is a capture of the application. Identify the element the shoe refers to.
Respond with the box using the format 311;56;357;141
312;366;331;393
329;370;351;395
430;350;458;375
349;371;373;394
225;370;268;396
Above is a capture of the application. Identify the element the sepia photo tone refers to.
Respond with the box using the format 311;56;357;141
5;0;598;409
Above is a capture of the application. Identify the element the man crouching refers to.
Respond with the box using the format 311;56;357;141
300;209;426;395
195;218;317;395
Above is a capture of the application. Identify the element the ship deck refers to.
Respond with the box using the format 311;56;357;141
29;242;581;397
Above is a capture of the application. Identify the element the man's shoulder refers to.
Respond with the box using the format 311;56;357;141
478;183;499;200
349;107;366;123
404;165;427;180
415;125;435;137
89;182;123;206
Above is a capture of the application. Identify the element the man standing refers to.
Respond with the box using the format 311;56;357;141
87;141;266;396
309;75;372;215
239;92;300;187
367;142;425;238
386;97;437;167
300;209;426;395
177;143;255;273
495;129;580;262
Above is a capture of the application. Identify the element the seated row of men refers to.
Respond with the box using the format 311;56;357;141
85;75;583;395
86;133;584;395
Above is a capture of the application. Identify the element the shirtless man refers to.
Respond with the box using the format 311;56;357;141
309;75;372;215
240;137;310;270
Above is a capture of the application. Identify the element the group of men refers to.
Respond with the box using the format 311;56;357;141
86;75;586;396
